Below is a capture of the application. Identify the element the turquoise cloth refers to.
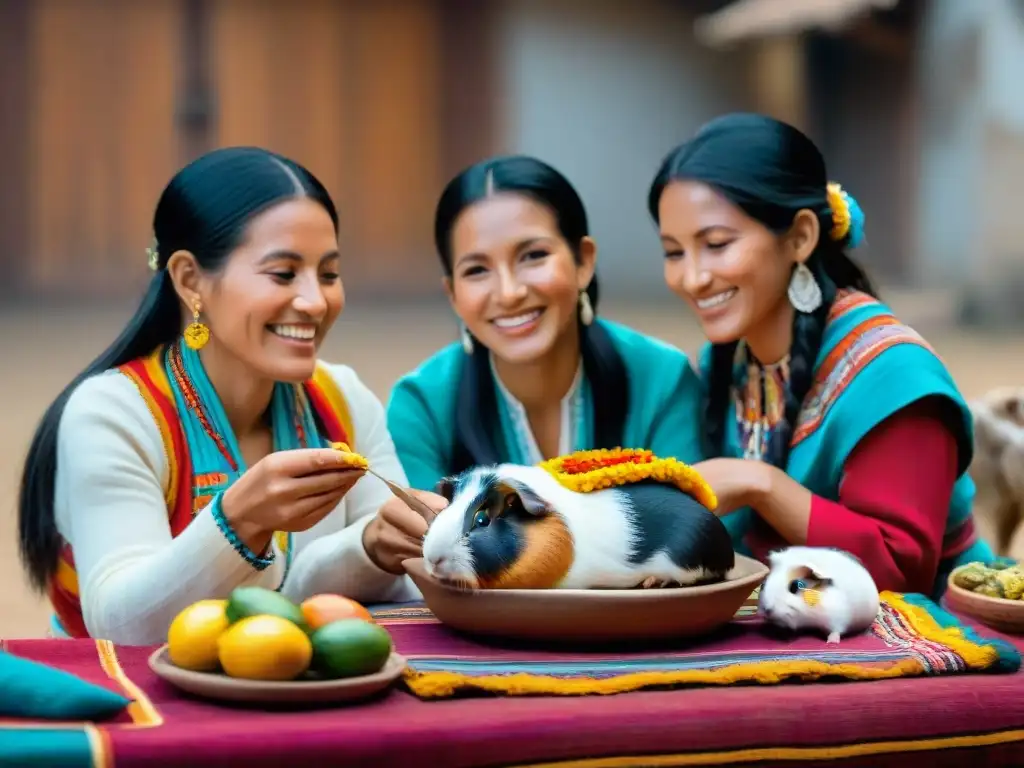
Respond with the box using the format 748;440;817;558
386;318;704;491
0;728;95;768
0;649;129;720
703;292;993;598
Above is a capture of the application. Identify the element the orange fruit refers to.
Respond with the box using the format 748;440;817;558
217;615;313;681
167;599;230;672
300;594;373;631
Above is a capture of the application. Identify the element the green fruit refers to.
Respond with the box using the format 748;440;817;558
226;586;306;630
310;619;393;679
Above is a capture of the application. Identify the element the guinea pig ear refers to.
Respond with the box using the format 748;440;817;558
767;549;787;567
434;476;457;502
1010;396;1024;424
787;565;815;581
496;480;551;517
994;390;1024;425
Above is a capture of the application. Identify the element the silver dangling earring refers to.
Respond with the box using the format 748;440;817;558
578;291;594;326
787;263;822;313
461;324;474;355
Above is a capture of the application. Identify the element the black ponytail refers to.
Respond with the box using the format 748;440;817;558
18;272;180;590
18;146;340;592
434;155;628;472
647;113;876;463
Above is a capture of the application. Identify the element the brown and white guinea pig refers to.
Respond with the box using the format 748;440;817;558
758;546;880;644
969;386;1024;559
420;463;736;590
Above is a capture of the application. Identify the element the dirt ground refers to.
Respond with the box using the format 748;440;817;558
3;292;1023;639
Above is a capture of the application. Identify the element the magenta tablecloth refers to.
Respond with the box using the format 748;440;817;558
3;612;1024;767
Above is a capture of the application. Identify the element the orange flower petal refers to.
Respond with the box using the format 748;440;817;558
538;449;717;511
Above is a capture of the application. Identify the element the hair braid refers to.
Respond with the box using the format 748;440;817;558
647;113;878;465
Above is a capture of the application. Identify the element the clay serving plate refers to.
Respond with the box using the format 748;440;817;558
403;554;768;643
148;646;407;704
945;566;1024;635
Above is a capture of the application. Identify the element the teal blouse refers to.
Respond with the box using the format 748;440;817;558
386;318;705;491
705;290;992;599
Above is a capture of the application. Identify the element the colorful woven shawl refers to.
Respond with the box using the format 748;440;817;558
49;345;355;639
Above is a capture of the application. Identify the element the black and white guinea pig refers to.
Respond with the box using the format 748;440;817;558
758;546;881;644
421;463;736;590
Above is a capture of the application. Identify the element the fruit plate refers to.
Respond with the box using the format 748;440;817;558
403;554;768;643
148;647;407;704
945;568;1024;635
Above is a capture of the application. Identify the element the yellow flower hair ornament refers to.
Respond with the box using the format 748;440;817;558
826;181;866;248
538;448;717;511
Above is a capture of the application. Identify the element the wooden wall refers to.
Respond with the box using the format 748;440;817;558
0;0;500;299
0;0;31;297
25;0;181;296
807;30;916;285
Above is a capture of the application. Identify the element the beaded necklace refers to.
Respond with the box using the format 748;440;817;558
165;341;324;575
168;343;317;468
733;342;791;466
168;344;239;471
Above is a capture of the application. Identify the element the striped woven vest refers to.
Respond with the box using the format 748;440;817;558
49;346;355;639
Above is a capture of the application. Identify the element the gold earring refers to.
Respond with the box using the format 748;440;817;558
184;299;210;350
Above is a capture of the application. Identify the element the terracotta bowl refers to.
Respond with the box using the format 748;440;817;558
403;554;768;643
148;646;407;704
945;568;1024;635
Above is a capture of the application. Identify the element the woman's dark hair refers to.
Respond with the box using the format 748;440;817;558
18;146;339;592
647;113;876;464
433;155;628;472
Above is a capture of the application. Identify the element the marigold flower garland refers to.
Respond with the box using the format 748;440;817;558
538;448;718;511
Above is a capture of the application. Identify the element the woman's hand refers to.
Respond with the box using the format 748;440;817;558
695;458;813;545
692;458;773;516
221;448;365;553
362;490;450;574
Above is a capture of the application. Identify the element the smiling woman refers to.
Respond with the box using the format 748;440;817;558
17;147;442;644
386;155;705;492
646;113;994;598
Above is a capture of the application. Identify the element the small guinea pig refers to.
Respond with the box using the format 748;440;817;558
758;546;880;644
421;463;736;590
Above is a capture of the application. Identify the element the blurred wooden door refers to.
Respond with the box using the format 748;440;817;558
0;0;31;300
3;0;494;300
208;0;445;295
21;0;182;297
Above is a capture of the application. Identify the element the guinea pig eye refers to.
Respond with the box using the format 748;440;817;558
788;579;805;595
473;510;490;528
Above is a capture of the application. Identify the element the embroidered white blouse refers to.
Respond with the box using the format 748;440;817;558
53;363;420;645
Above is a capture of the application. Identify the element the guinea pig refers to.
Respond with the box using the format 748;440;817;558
969;386;1024;560
758;546;880;644
420;463;736;591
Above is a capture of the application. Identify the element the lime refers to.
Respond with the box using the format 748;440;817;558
310;619;393;679
225;586;306;630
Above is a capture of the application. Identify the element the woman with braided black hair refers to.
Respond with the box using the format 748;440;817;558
648;113;993;598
